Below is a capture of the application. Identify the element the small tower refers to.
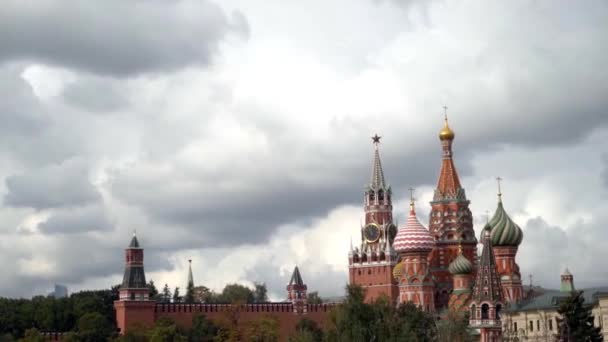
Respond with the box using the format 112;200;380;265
287;266;307;314
188;259;194;289
560;268;575;293
448;242;474;313
486;178;524;305
119;233;149;301
114;232;155;334
393;193;436;312
470;226;504;342
349;135;398;303
428;108;477;309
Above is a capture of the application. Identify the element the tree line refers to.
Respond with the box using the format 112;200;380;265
1;284;602;341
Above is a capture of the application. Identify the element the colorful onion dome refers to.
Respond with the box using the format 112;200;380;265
394;202;435;253
488;198;523;247
449;251;473;275
439;117;455;141
392;261;403;279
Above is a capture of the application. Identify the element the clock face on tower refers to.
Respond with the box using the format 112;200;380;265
364;224;380;242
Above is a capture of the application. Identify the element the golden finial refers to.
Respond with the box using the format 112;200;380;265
439;106;455;141
458;240;463;254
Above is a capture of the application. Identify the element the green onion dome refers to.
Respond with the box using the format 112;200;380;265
487;199;523;247
449;251;473;275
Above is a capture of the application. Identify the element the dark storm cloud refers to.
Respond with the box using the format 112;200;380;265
601;154;608;189
0;67;49;139
106;135;453;250
0;1;248;76
518;215;608;289
4;159;101;210
37;205;112;234
0;234;173;298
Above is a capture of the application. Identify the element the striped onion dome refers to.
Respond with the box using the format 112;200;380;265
394;202;435;253
488;197;523;247
449;251;473;275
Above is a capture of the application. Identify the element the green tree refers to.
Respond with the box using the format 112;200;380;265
253;283;268;303
184;283;195;304
325;285;436;342
436;311;471;342
172;287;181;303
18;328;44;342
219;284;254;304
77;312;112;342
150;317;187;342
148;281;159;301
306;292;322;305
557;290;603;341
289;318;323;342
189;314;217;342
245;316;279;342
162;284;172;303
60;332;81;342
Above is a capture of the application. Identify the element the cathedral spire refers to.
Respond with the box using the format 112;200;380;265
473;228;504;303
370;134;387;190
434;108;463;200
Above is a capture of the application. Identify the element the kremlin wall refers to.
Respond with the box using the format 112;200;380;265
111;113;608;341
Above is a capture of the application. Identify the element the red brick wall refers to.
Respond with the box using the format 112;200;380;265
116;302;336;341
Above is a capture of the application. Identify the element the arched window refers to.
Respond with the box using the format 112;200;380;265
378;190;384;201
481;304;489;319
496;304;502;320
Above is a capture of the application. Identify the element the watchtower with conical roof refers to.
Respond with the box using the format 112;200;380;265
287;266;308;313
428;108;477;309
114;232;155;334
348;135;399;303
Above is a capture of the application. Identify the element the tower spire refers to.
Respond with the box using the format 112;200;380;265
187;259;194;288
370;134;387;190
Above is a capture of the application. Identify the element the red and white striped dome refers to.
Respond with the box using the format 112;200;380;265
393;204;435;253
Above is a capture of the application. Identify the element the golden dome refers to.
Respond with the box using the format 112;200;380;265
439;118;455;141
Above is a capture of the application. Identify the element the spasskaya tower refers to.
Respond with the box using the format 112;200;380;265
348;135;399;303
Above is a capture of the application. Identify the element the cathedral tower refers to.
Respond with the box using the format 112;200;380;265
393;196;436;311
429;109;477;309
114;233;155;334
287;266;308;314
470;226;504;342
349;135;399;303
447;243;474;313
487;179;524;304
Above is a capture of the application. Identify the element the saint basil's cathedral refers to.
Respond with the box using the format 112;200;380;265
348;113;525;341
111;112;533;341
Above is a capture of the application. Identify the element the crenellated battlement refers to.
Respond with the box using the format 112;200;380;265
153;302;337;314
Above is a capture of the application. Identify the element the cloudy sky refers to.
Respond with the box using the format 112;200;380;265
1;0;607;300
